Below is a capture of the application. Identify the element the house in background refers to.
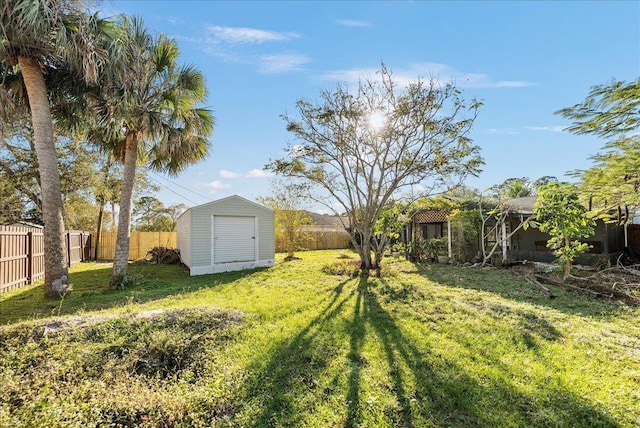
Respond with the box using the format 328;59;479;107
404;209;453;258
300;210;350;233
176;195;275;275
504;196;626;264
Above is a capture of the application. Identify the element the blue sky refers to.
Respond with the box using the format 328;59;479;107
107;1;639;210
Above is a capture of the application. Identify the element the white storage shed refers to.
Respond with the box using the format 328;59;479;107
176;195;275;275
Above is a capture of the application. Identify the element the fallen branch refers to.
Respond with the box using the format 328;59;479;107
535;274;640;307
523;273;556;299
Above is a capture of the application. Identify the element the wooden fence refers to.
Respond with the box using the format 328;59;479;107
0;226;92;294
94;231;177;261
1;227;350;294
275;231;351;252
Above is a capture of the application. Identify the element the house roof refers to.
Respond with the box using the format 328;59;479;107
504;196;538;215
303;210;349;228
412;210;449;223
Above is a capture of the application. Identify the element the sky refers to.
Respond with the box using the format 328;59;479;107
105;0;639;211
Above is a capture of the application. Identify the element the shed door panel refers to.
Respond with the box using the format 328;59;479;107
214;216;255;263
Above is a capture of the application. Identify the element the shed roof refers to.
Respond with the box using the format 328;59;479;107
178;194;273;220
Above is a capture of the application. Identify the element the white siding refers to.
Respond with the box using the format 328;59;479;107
183;195;275;275
176;209;192;267
213;216;256;263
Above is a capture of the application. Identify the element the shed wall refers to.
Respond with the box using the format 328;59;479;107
188;197;275;271
176;210;192;267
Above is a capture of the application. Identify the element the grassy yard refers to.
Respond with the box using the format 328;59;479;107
1;250;638;427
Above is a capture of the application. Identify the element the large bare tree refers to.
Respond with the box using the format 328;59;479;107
269;65;483;274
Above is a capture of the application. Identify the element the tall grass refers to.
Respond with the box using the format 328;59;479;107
1;251;638;427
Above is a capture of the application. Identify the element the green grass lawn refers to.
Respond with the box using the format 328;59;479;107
1;250;638;427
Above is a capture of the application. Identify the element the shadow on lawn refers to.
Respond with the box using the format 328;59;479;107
0;262;266;325
236;276;619;428
414;262;627;318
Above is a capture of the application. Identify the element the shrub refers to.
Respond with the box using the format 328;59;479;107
146;247;181;264
322;260;361;276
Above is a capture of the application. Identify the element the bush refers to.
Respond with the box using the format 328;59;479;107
322;260;361;277
146;247;181;264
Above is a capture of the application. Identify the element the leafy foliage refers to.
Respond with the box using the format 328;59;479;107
532;183;596;279
258;179;312;260
133;196;186;232
146;246;181;265
559;78;640;217
572;136;640;218
269;64;483;274
556;78;640;138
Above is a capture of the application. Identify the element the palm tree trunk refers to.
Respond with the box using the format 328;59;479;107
94;199;104;260
18;56;69;298
111;132;138;285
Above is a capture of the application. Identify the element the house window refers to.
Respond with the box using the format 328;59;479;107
422;223;444;240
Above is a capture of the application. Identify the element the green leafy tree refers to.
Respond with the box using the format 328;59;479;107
558;78;640;216
90;16;214;286
0;0;112;297
573;137;640;218
132;196;185;232
269;64;483;275
372;201;409;262
259;179;312;261
556;78;640;138
532;182;596;279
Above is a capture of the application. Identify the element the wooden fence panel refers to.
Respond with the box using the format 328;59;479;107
93;231;178;261
275;231;351;253
0;226;88;294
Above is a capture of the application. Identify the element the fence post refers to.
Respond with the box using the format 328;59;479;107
79;232;84;262
27;231;34;285
66;232;72;268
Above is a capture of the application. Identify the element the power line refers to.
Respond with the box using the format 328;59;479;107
147;174;200;206
149;171;213;203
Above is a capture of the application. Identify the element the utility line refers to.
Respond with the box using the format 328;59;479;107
149;171;213;203
147;174;200;206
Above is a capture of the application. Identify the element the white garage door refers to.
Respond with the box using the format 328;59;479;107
213;216;256;264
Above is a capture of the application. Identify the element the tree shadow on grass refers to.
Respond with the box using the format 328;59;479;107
352;276;620;427
227;274;619;427
413;262;628;319
0;262;268;325
230;278;356;427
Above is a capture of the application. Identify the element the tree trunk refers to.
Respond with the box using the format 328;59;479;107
94;200;104;260
94;155;113;260
111;132;138;286
18;56;69;299
563;236;572;280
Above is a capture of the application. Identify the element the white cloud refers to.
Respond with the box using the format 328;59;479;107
318;62;536;89
258;53;310;74
486;128;519;135
167;17;186;25
220;169;241;178
219;169;274;179
207;25;300;44
336;19;373;28
246;169;274;178
526;126;566;133
206;180;232;193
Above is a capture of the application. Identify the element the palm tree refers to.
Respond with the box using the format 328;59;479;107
91;16;213;286
0;0;111;298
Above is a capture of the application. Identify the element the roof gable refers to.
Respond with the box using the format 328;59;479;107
181;195;273;217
